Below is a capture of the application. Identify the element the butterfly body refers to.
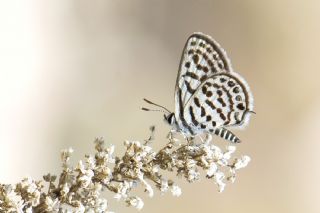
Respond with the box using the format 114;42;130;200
152;32;253;143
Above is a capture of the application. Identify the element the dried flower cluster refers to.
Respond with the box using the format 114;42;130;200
0;128;250;212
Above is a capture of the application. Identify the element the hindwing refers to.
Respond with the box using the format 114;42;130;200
183;73;253;134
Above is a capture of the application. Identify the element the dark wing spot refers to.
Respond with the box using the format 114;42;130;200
206;115;212;121
200;124;206;129
185;81;196;94
217;90;223;96
193;55;199;64
202;86;207;94
212;83;220;88
201;106;206;117
189;106;199;126
212;121;216;126
233;87;240;93
196;49;202;54
208;60;213;67
206;47;212;53
206;91;213;97
224;120;230;125
203;66;209;73
185;72;199;80
237;103;245;110
200;75;207;82
211;67;217;73
203;54;208;60
194;97;201;107
217;98;226;107
199;42;205;47
235;95;242;101
217;108;222;113
196;64;202;70
205;100;216;110
228;81;235;87
220;78;227;83
185;62;191;68
220;113;226;121
188;49;194;55
213;52;219;60
217;61;224;69
204;82;212;87
190;41;196;46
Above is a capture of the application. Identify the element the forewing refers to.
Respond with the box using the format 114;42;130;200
174;33;233;124
183;73;254;133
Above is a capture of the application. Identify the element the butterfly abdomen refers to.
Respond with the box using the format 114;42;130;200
214;128;240;143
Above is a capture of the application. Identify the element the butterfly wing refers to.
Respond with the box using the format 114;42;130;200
174;32;234;134
183;72;254;135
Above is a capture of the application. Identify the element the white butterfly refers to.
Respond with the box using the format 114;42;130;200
143;32;254;143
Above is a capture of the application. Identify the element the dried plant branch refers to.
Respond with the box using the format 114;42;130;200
0;127;250;212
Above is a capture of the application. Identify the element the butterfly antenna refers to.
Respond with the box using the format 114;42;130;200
143;98;171;113
141;107;168;114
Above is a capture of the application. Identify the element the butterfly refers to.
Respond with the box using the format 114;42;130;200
143;32;254;143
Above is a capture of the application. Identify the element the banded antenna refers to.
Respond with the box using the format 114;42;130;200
142;98;171;114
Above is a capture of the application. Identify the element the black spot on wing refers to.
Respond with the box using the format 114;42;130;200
235;95;242;101
193;55;199;64
189;106;199;126
228;80;235;87
200;106;206;117
206;91;213;97
200;75;207;82
194;97;201;107
200;124;206;129
202;86;207;94
217;97;226;107
185;72;199;80
205;100;216;110
185;80;196;94
237;103;245;110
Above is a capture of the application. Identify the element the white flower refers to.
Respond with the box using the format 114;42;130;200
206;162;218;177
234;156;251;170
223;146;236;160
171;185;182;197
214;171;226;192
94;198;108;212
61;183;70;197
45;196;59;211
160;180;169;193
25;207;33;213
86;155;96;169
78;169;94;188
75;202;85;213
127;196;144;210
61;147;74;163
140;178;154;197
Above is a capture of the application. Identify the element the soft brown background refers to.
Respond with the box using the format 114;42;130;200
1;1;319;212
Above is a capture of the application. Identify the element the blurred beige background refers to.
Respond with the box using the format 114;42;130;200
1;0;320;212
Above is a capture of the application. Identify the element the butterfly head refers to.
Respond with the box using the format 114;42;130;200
142;98;176;126
164;112;176;126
